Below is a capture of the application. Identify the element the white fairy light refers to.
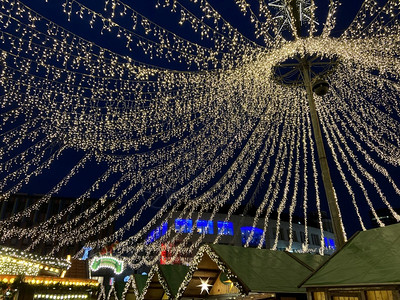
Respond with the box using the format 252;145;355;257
0;0;398;267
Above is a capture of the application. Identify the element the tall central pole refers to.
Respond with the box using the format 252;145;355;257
287;1;346;249
300;59;346;248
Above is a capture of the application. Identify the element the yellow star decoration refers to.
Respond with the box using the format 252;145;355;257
197;278;213;294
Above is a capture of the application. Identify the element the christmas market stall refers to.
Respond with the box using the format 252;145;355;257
140;264;189;300
0;246;99;300
175;244;329;299
301;223;400;300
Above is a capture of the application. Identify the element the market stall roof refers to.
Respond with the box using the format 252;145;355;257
302;223;400;288
210;244;323;294
114;281;126;300
178;244;328;297
158;264;189;298
133;274;148;296
287;252;329;271
141;264;189;299
120;274;148;300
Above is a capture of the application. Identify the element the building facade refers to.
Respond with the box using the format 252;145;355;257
146;211;336;265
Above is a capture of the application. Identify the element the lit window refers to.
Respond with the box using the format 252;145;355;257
241;227;265;247
175;219;193;233
196;220;214;234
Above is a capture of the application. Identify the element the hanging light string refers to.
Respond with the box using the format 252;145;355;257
0;0;399;262
0;152;92;228
355;0;400;38
0;144;67;203
118;105;276;266
101;62;276;250
321;96;400;222
322;0;339;37
56;0;256;70
331;66;400;166
25;164;122;243
1;135;49;174
230;0;278;44
286;103;302;252
134;108;277;267
271;107;299;251
0;142;63;192
104;0;261;52
113;117;263;264
162;108;279;264
1;164;118;244
63;0;239;58
246;102;293;248
256;99;294;248
48;173;139;254
318;88;367;231
238;94;290;249
320;102;385;228
172;0;267;47
343;0;380;38
330;95;400;197
2;0;190;73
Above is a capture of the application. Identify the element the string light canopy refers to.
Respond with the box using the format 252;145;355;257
0;0;399;268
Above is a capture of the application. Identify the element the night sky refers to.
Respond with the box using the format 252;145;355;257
1;0;398;247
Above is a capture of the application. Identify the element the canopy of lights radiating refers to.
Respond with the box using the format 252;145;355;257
0;0;399;267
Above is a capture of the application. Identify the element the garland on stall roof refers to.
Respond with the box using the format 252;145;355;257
97;284;106;300
120;276;134;300
137;266;158;300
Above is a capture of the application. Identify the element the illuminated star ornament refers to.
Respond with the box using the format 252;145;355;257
268;0;316;33
197;278;213;294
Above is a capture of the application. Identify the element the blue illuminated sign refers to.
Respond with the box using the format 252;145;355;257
196;220;214;234
241;227;265;247
175;219;193;233
147;222;168;244
217;221;234;235
324;237;336;249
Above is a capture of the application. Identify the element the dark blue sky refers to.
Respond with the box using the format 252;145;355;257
2;0;398;243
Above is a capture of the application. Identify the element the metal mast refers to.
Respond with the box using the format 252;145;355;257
289;1;346;248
